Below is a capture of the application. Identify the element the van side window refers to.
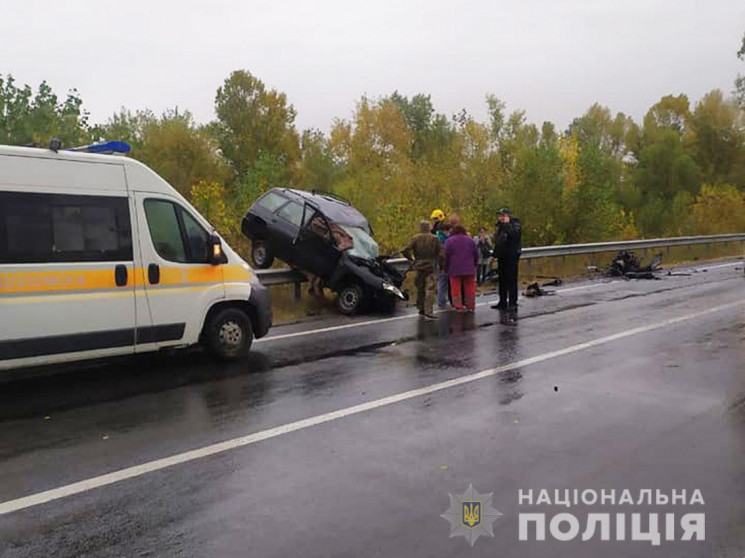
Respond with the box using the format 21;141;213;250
0;192;132;263
181;209;211;263
143;199;210;264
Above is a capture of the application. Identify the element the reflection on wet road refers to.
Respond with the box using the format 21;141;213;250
0;261;744;557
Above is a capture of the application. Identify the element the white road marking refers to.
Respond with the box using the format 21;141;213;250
259;283;608;342
257;263;732;343
1;299;743;516
693;261;742;272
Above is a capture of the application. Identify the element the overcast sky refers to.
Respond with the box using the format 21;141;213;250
2;0;743;132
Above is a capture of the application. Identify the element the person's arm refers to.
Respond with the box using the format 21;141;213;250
402;239;414;262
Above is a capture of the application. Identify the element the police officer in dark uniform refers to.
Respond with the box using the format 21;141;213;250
490;207;522;324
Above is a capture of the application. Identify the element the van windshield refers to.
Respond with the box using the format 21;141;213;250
341;225;379;260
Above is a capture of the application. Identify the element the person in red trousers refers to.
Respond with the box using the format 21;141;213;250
443;224;478;312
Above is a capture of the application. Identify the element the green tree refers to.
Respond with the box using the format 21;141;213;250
692;184;745;233
214;70;299;181
98;108;155;150
0;75;93;147
687;90;744;187
735;33;745;109
130;109;228;195
296;129;341;191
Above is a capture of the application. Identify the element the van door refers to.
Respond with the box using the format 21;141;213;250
0;190;137;365
133;193;225;349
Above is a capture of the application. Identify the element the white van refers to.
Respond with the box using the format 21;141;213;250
0;141;272;371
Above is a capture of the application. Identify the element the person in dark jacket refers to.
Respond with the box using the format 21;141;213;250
491;207;522;324
444;224;478;312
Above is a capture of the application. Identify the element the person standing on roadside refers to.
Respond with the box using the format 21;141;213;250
430;209;446;235
491;207;522;324
435;222;452;308
475;227;493;285
430;209;451;308
403;220;445;320
444;224;478;312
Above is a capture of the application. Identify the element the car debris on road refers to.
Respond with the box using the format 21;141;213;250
605;250;664;280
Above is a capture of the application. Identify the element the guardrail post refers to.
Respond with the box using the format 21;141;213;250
294;281;302;301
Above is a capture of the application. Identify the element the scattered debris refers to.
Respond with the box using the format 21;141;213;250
524;282;557;297
605;250;663;280
666;271;692;277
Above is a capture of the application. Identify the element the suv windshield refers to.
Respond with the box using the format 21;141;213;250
341;225;379;260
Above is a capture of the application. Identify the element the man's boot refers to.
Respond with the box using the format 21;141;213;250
499;308;511;325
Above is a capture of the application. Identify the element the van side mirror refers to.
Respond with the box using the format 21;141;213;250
210;233;228;265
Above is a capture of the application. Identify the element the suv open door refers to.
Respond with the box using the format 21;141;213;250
291;203;342;280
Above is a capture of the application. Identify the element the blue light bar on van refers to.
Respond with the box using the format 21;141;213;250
67;141;131;154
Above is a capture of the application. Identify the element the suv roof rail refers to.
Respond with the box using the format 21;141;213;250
311;189;351;206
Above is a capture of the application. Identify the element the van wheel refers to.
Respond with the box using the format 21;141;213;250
204;308;253;360
251;241;274;269
337;284;364;315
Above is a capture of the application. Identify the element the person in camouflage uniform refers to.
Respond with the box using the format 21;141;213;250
402;221;445;320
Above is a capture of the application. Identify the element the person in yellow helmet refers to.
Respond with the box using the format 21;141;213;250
430;208;451;308
430;209;445;235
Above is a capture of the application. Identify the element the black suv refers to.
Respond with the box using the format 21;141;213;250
241;188;406;314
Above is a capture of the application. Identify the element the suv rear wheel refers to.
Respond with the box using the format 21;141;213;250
251;241;274;269
337;283;364;315
204;308;254;360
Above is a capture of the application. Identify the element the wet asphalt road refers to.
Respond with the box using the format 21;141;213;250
0;261;744;557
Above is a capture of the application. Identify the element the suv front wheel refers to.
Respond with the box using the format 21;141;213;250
336;284;365;315
204;308;254;360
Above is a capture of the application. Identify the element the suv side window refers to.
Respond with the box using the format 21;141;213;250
276;201;307;227
144;199;210;263
257;192;288;212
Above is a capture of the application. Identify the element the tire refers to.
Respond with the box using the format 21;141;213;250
336;284;365;315
251;241;274;269
204;308;253;361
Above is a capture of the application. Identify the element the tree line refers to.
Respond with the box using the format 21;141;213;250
2;33;744;254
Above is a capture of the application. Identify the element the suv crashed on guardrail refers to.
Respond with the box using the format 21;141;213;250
241;188;406;315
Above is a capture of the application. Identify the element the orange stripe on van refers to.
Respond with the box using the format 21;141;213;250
0;269;117;294
0;265;252;295
222;265;253;282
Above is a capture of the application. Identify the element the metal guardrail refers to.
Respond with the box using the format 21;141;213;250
256;233;745;287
